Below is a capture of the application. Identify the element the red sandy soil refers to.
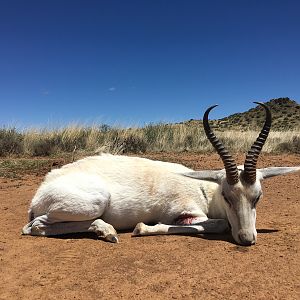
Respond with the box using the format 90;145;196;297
0;153;299;300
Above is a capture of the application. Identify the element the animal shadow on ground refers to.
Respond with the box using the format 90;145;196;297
257;229;279;234
48;229;133;241
198;228;279;244
197;228;280;247
48;232;99;240
47;228;279;244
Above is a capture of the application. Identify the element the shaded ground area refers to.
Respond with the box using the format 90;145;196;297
0;154;299;299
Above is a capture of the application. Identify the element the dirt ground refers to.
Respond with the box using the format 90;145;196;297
0;153;299;300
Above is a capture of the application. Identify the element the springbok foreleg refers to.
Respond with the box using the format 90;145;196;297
132;219;229;237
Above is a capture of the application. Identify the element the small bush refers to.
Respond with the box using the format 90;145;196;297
184;135;194;150
30;137;58;156
0;128;23;156
122;135;147;153
276;136;300;153
144;123;162;145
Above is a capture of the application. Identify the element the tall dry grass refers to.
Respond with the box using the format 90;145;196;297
0;124;299;157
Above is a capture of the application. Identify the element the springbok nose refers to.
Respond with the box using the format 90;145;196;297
238;231;256;246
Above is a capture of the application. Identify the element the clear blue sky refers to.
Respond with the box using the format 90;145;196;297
1;0;299;128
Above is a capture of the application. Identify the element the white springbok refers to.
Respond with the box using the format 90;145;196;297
22;103;300;245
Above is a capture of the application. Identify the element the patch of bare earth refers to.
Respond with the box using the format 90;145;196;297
0;154;299;299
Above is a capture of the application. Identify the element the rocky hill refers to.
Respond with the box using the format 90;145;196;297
185;98;300;131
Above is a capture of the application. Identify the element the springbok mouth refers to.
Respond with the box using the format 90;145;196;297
236;232;256;246
238;240;255;246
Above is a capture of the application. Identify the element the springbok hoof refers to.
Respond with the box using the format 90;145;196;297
105;234;119;243
22;223;32;235
132;223;146;236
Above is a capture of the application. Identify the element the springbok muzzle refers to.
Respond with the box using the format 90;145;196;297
238;229;256;246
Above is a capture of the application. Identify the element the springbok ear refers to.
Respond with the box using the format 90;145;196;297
258;167;300;180
182;170;224;183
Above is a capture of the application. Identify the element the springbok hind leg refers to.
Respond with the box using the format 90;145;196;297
22;216;119;243
132;219;229;236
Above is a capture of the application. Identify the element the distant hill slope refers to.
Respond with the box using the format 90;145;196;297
184;98;300;131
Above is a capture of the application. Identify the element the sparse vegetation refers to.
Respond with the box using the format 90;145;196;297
0;158;57;178
0;98;299;158
0;124;299;158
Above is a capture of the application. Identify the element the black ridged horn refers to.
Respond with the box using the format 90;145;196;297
203;105;239;185
243;102;272;184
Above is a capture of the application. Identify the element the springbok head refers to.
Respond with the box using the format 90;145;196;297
185;102;300;245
